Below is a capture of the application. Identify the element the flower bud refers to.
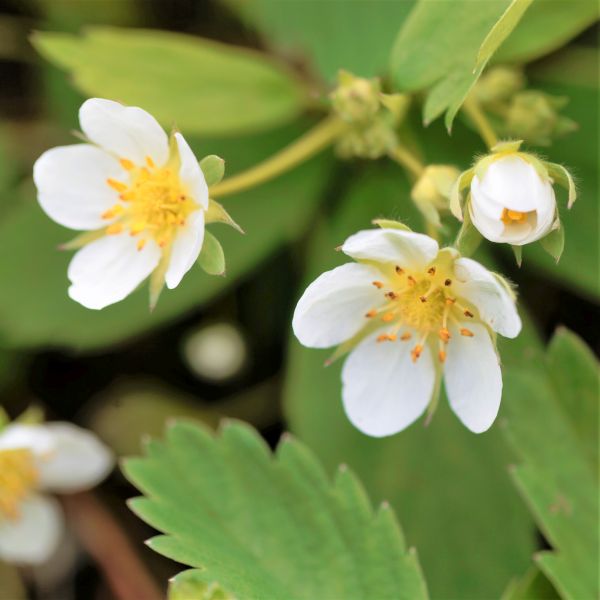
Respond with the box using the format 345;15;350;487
330;71;381;124
506;91;577;146
411;165;460;229
474;66;525;105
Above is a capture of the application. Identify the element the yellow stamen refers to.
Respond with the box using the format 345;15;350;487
137;238;147;251
438;349;447;363
381;312;395;323
106;223;123;235
427;266;436;275
400;332;412;341
444;278;452;286
411;344;423;362
438;327;451;342
395;266;404;275
119;158;134;171
460;328;475;337
101;204;125;220
372;281;384;289
501;208;528;224
145;156;156;169
106;178;128;192
365;309;377;318
0;449;38;520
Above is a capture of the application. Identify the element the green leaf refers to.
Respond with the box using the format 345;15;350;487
284;167;538;599
197;231;226;276
391;0;532;129
0;563;26;600
169;570;233;600
0;120;331;349
124;420;429;600
501;565;559;600
31;27;308;136
222;0;415;81
494;1;600;64
501;328;599;600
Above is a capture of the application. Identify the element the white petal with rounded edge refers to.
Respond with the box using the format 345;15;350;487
479;156;541;212
68;234;161;310
37;423;114;493
342;330;435;437
453;257;521;338
34;144;126;231
0;495;63;565
469;201;538;245
470;177;505;220
165;210;205;289
0;424;54;455
525;182;556;244
342;229;439;270
293;263;385;349
175;133;209;210
444;322;502;433
79;98;168;166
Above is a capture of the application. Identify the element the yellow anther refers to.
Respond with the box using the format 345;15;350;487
387;334;397;342
137;238;147;251
438;328;451;342
381;312;395;323
106;223;123;235
119;158;134;171
0;449;39;520
464;309;474;318
101;204;125;220
400;332;412;341
407;275;416;286
427;266;436;275
385;291;397;300
460;328;475;337
419;295;427;303
445;297;456;305
376;334;389;343
365;309;377;318
372;281;384;289
395;266;404;275
145;156;156;168
106;178;128;192
411;344;423;362
444;278;452;286
438;349;447;363
501;208;528;224
129;222;146;236
119;191;136;201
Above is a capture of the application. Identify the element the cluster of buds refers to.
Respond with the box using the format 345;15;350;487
473;66;577;146
451;140;576;260
330;70;409;159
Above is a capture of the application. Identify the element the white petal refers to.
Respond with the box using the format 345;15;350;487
175;133;209;210
34;144;126;231
292;263;386;348
79;98;168;166
479;156;541;212
0;424;54;455
470;201;537;245
37;423;114;493
453;257;521;338
524;182;556;244
342;229;439;270
470;176;505;219
0;495;63;565
341;330;435;437
165;210;205;289
444;322;502;433
68;234;161;310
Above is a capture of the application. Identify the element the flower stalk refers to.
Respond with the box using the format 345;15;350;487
210;115;347;198
463;96;498;149
388;144;425;179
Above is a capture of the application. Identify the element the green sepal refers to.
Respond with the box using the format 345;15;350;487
424;369;443;427
324;319;381;366
59;229;105;250
149;253;170;311
197;231;226;276
539;221;565;263
0;407;9;431
545;162;577;208
16;405;45;425
455;205;482;256
490;139;523;154
449;167;474;220
371;218;412;232
200;155;225;187
511;245;523;267
379;93;411;123
205;199;244;234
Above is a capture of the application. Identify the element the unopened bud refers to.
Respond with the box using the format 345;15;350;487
411;165;460;229
330;71;381;124
474;66;525;105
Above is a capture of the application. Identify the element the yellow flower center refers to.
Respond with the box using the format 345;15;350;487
0;448;38;521
102;156;197;250
365;263;478;364
501;208;528;224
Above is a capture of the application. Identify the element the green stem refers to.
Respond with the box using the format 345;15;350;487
388;144;425;179
210;115;346;198
463;97;498;149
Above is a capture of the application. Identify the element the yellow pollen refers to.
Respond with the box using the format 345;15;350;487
460;328;475;337
0;449;38;521
400;332;412;341
377;334;395;343
119;158;134;171
445;297;456;305
438;327;451;342
501;208;528;224
372;281;384;289
106;178;128;192
407;275;416;286
427;267;436;275
365;309;377;318
411;344;423;362
381;312;395;322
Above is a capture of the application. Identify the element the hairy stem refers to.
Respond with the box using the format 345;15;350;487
210;115;346;198
463;97;498;149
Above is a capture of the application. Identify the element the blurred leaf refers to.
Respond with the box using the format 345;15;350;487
124;420;429;600
222;0;415;82
0;121;331;349
501;565;559;600
32;27;308;136
390;0;532;129
502;328;599;600
494;1;600;63
0;562;26;600
519;49;599;299
283;167;538;599
169;570;233;600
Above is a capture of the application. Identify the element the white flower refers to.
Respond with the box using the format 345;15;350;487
470;153;555;245
0;422;113;564
33;98;209;310
292;227;521;437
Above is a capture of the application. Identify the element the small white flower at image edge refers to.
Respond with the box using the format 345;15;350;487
292;227;521;437
0;422;113;564
33;98;210;310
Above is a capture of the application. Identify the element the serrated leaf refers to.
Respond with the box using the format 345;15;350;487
501;565;559;600
284;168;537;599
123;420;429;600
198;231;226;276
31;27;308;136
502;328;599;600
169;570;233;600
